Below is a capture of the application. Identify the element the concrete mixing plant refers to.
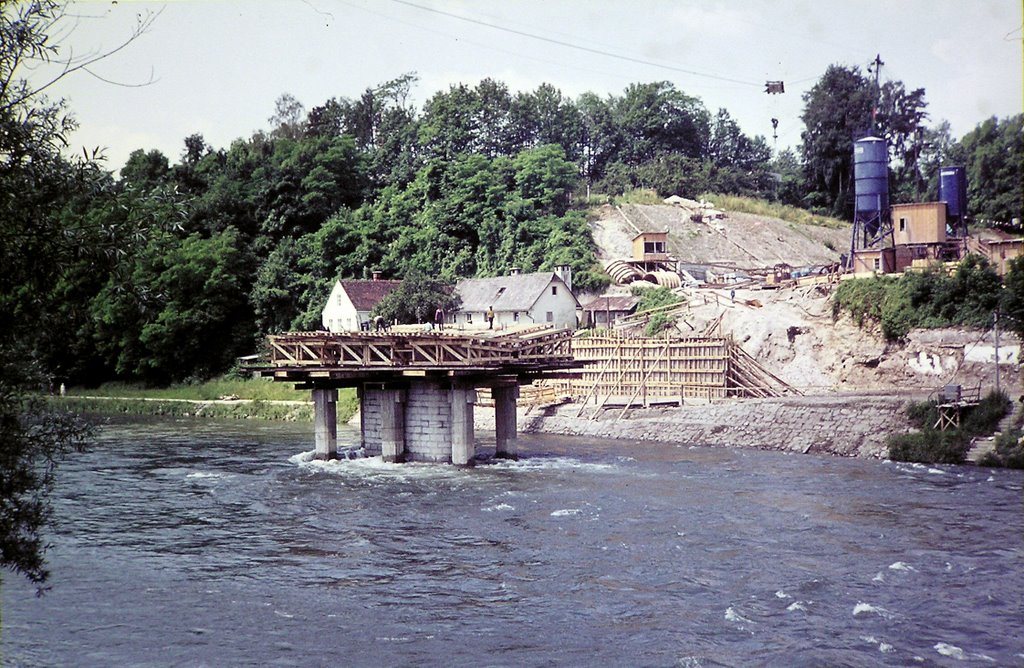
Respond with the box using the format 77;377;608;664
849;136;895;273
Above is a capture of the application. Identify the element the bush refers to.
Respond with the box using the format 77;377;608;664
888;391;1010;465
886;431;969;464
977;428;1024;469
833;257;1002;341
904;399;938;429
961;391;1011;435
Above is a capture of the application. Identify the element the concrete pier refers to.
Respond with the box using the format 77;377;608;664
312;388;338;460
450;385;476;466
493;384;519;459
358;380;484;464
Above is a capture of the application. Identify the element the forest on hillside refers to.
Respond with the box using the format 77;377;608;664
4;3;1023;389
2;1;1024;586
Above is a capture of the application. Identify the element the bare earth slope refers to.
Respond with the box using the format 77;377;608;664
588;203;1019;398
591;203;847;267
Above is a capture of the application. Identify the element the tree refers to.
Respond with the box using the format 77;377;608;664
800;65;930;218
371;271;461;326
1000;256;1024;342
800;65;875;217
0;0;155;586
953;115;1023;224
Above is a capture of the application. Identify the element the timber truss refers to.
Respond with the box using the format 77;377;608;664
262;326;580;387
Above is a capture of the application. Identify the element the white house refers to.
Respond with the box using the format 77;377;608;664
454;267;579;330
321;278;402;332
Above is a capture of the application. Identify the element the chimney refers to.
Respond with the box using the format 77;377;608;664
371;271;381;281
509;267;521;276
554;265;572;293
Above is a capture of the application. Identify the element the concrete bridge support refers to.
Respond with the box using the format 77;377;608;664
357;380;483;464
312;388;338;460
493;384;519;460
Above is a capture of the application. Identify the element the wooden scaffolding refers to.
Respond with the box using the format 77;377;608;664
568;331;796;416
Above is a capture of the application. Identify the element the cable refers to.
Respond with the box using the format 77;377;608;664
386;0;762;88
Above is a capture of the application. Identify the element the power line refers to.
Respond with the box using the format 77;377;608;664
386;0;762;88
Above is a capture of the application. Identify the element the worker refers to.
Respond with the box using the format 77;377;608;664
486;306;495;329
434;306;445;331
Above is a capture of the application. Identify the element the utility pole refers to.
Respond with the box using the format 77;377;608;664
994;310;1001;396
868;53;884;133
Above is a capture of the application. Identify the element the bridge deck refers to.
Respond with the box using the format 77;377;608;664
263;326;579;387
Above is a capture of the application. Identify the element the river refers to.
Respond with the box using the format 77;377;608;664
2;417;1022;667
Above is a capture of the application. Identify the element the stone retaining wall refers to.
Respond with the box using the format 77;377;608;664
493;395;916;459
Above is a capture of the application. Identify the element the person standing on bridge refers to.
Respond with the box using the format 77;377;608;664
486;306;495;329
434;306;445;331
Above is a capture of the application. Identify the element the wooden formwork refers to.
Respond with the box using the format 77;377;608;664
572;334;731;408
570;332;795;415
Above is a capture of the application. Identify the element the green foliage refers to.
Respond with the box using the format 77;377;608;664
961;390;1012;436
833;258;1002;340
800;66;929;219
90;228;255;383
889;390;1010;465
632;286;684;335
371;271;461;325
951;114;1023;224
978;429;1024;469
78;377;308;402
999;256;1024;342
633;286;684;311
886;431;969;465
0;0;167;586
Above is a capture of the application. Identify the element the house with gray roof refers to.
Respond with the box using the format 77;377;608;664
454;267;579;330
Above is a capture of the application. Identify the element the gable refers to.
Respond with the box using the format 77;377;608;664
456;272;578;313
339;280;403;312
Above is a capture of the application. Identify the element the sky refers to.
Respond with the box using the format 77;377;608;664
29;0;1024;173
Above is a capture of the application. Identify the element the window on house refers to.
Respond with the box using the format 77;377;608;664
873;258;881;271
551;286;557;295
546;311;553;322
513;312;519;322
467;313;473;323
899;218;907;232
337;294;342;305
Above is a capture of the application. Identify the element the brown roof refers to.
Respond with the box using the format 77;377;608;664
340;280;402;311
581;295;639;312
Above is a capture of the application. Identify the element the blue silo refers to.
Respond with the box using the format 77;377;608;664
939;166;967;218
853;136;889;218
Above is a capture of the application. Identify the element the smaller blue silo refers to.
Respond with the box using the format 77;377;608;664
939;166;967;218
854;136;889;218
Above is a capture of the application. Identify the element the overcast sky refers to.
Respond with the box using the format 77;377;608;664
35;0;1024;172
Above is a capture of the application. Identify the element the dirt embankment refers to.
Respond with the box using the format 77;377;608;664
567;202;1022;458
588;202;1020;398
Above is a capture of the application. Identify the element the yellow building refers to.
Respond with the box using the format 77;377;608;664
632;231;669;263
892;202;948;246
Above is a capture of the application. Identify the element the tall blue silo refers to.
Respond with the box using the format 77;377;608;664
939;166;967;218
854;136;889;218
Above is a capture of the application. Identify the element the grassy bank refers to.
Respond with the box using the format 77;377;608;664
55;377;359;423
73;378;309;402
699;193;847;229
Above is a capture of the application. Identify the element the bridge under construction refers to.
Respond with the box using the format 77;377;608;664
261;326;794;464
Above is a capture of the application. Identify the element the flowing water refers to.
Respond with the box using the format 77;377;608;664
2;417;1022;667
